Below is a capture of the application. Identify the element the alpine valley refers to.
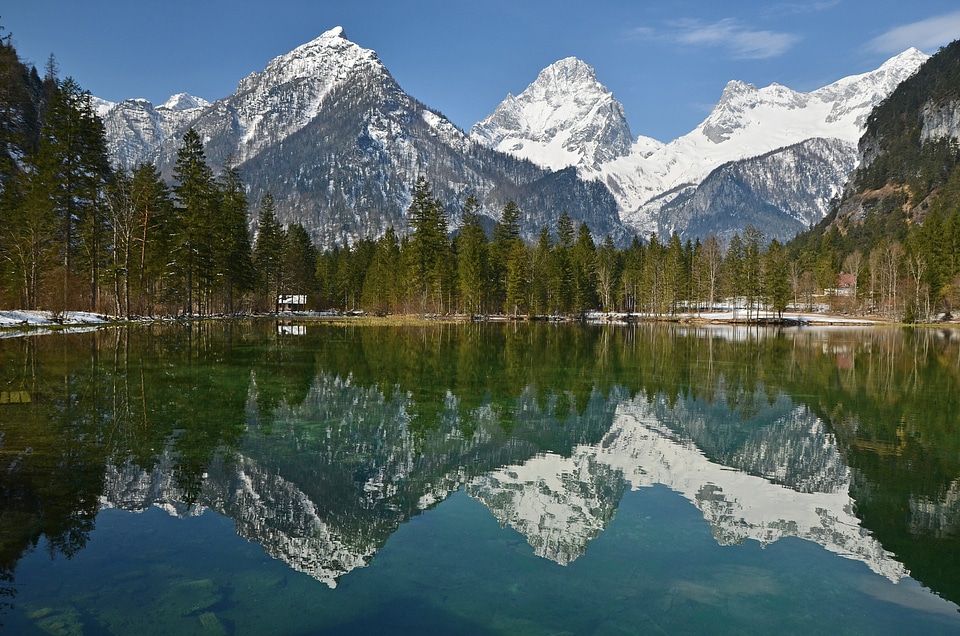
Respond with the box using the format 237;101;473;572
97;27;928;247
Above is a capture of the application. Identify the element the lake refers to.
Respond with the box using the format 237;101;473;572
1;320;959;634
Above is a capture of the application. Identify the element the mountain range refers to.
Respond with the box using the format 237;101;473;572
96;27;929;246
471;49;929;241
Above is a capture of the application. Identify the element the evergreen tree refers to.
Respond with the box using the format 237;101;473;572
216;161;256;313
763;239;790;318
529;226;553;316
571;222;598;313
172;128;217;314
621;236;645;314
406;177;450;312
130;162;173;315
724;233;745;315
33;76;111;311
491;200;522;312
504;240;529;317
742;226;764;319
282;223;318;305
664;232;685;314
455;195;489;314
596;235;621;312
362;228;401;314
551;212;575;313
641;234;666;315
254;192;285;311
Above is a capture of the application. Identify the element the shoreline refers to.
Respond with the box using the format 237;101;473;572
0;308;944;338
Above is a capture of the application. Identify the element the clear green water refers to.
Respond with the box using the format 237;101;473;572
2;321;960;634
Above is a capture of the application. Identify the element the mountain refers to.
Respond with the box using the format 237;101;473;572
469;57;636;170
640;137;859;242
473;50;928;241
98;28;625;248
827;39;960;233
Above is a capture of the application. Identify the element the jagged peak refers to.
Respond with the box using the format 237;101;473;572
880;47;929;71
528;57;608;102
91;96;117;117
234;26;383;96
538;56;597;80
286;25;352;54
159;93;210;111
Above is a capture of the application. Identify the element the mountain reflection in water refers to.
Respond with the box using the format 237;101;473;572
2;321;960;630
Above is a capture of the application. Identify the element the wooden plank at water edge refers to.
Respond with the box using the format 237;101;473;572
0;391;31;404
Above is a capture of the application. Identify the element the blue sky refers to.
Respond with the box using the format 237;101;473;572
4;1;960;142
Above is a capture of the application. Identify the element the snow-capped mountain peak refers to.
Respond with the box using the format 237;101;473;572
249;25;379;90
91;96;117;118
229;25;388;157
588;48;925;237
159;93;210;111
469;56;633;170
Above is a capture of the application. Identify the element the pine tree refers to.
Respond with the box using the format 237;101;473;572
571;222;598;314
763;239;791;319
529;226;553;316
33;76;111;311
505;240;529;317
172;128;217;314
724;234;745;316
621;236;645;314
254;192;284;311
455;195;489;315
406;177;450;312
491;200;523;313
362;228;401;315
217;161;255;313
742;226;764;319
551;212;575;313
130;163;173;315
282;224;318;306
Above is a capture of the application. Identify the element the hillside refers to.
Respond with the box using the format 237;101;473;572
790;40;960;319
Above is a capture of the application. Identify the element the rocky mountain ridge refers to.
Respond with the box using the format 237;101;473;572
97;27;624;248
472;49;929;241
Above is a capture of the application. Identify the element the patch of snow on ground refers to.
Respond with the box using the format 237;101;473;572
0;310;112;327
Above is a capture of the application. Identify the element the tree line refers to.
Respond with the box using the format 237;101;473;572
311;176;794;319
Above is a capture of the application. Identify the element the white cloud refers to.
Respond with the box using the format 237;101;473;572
869;11;960;54
631;19;800;60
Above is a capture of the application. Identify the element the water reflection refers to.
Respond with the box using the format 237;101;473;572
2;322;960;618
471;395;905;581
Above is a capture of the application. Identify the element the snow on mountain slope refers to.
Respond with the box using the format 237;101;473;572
472;49;928;236
159;92;210;112
100;27;382;170
470;57;636;170
230;26;384;160
610;48;928;229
